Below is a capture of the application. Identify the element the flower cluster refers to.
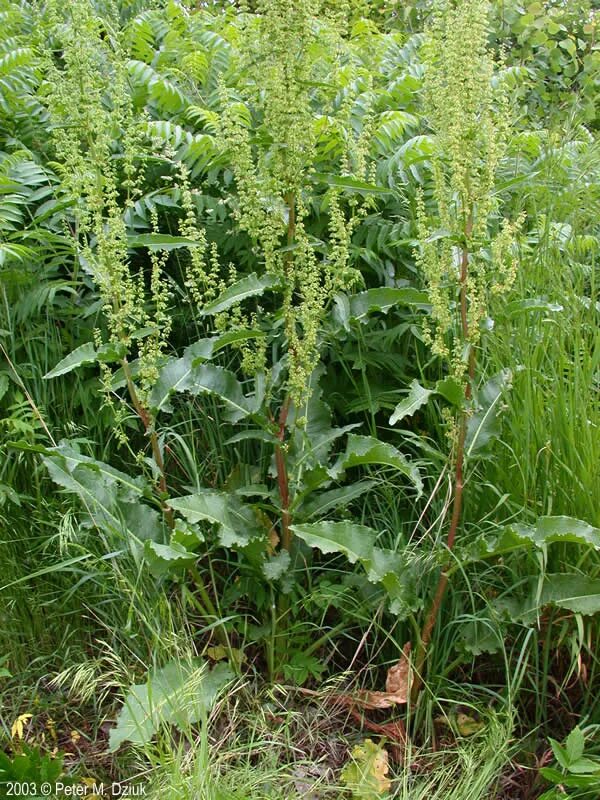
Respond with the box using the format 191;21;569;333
44;0;174;401
223;0;360;405
417;0;521;380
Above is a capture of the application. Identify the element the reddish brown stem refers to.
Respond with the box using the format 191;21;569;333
275;191;296;553
412;213;474;700
122;357;174;529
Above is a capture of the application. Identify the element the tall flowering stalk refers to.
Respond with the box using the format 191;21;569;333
411;0;521;697
224;0;360;556
44;0;178;525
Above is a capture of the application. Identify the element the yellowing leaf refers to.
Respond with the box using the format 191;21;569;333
341;738;391;798
456;713;485;736
11;713;33;740
206;645;246;667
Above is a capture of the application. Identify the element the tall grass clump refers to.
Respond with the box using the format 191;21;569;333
487;131;599;527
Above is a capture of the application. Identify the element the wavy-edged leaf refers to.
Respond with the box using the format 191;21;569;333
108;660;232;752
149;355;195;411
291;521;378;563
346;287;429;322
150;358;254;421
291;521;422;618
127;233;205;251
187;364;255;422
43;342;97;379
367;547;423;617
516;574;600;623
341;738;391;796
389;377;463;425
468;516;600;562
42;444;161;552
312;173;391;195
144;540;197;576
331;434;422;496
170;490;264;548
296;480;377;519
44;442;145;500
465;369;512;455
225;429;279;446
389;380;433;425
435;376;463;406
516;516;600;549
201;273;280;316
262;550;291;581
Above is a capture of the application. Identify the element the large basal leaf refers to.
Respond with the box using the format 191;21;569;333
341;738;391;798
144;539;198;577
458;618;504;656
508;574;600;625
365;546;423;617
42;443;162;553
42;453;121;534
291;521;422;618
150;358;255;421
291;521;378;563
144;522;206;576
201;273;280;316
170;490;265;548
44;442;145;499
108;659;233;752
43;342;97;379
262;550;291;581
470;516;600;561
520;516;600;549
538;574;600;616
330;434;422;496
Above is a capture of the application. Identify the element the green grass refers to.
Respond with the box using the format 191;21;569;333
138;689;514;800
485;132;599;527
1;4;599;799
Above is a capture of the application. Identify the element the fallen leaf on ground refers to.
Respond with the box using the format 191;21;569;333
455;712;485;736
350;642;412;709
341;738;392;798
11;713;33;740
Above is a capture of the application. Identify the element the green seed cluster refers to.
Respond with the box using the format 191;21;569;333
44;0;174;401
223;0;360;405
417;0;521;380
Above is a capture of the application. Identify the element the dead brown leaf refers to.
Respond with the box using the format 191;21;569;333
385;642;412;699
349;641;412;709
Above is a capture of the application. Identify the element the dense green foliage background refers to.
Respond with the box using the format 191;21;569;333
0;1;599;798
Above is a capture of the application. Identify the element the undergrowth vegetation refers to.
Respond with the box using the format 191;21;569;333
1;1;599;798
